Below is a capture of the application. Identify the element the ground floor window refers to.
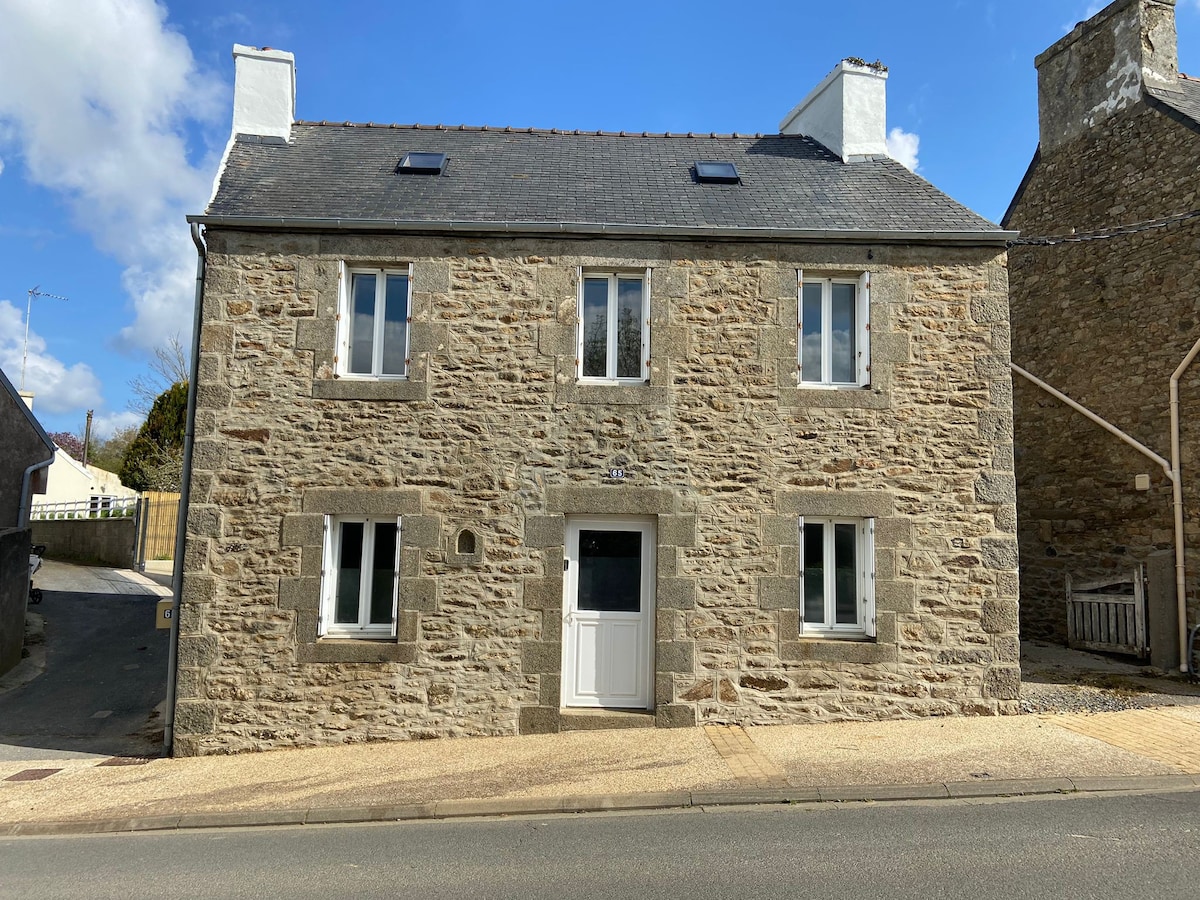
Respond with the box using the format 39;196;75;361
320;517;400;638
800;517;875;637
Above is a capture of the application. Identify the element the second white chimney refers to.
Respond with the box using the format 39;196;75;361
231;44;295;141
779;59;888;163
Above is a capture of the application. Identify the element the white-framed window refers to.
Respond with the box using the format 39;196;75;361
337;264;412;378
578;270;650;382
320;516;401;639
799;517;875;638
799;272;870;387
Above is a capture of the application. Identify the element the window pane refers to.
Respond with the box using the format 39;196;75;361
577;529;642;612
801;282;823;384
381;275;409;375
369;523;397;625
834;523;858;625
582;278;610;377
349;274;377;374
616;278;643;378
336;522;364;624
803;523;825;624
830;283;856;384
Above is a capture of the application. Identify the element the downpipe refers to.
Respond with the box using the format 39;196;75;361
17;458;53;530
1170;336;1200;673
164;222;206;755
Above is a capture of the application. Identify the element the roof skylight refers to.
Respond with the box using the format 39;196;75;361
397;152;447;174
695;161;739;184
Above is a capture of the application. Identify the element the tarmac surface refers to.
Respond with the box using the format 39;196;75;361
3;561;1200;836
0;564;170;761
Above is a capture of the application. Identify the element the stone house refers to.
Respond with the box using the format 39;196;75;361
173;45;1019;755
1005;0;1200;667
0;365;54;676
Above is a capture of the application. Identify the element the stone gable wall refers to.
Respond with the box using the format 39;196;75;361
174;232;1017;755
1007;97;1200;642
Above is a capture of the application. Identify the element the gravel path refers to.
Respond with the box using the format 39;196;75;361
1018;639;1200;714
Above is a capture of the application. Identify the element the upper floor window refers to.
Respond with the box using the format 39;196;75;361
338;265;412;378
799;273;870;387
578;271;649;382
800;517;875;639
320;516;400;639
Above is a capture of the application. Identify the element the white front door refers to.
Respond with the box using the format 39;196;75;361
562;517;655;709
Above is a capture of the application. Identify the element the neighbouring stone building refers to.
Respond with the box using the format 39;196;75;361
0;365;54;676
1005;0;1200;662
173;46;1019;755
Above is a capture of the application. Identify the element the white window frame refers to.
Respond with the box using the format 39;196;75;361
798;271;871;388
576;268;651;383
336;263;414;379
319;516;401;639
798;516;875;638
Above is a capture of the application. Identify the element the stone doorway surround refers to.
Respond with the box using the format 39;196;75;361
518;486;698;735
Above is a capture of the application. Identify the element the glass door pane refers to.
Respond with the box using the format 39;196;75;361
830;283;856;383
801;282;823;383
349;274;377;374
803;522;825;624
369;522;397;624
582;278;610;377
577;530;642;612
834;522;858;624
381;275;409;375
336;522;364;624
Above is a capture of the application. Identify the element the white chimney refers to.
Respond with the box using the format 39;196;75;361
231;44;295;141
779;59;888;163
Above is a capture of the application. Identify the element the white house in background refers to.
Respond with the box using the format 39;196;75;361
37;448;138;516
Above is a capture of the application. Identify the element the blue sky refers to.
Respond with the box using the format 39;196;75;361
2;0;1199;438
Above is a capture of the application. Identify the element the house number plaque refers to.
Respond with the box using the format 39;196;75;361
606;468;626;480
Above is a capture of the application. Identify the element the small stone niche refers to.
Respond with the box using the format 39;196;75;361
447;527;483;567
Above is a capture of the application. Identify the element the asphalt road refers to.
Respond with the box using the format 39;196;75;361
3;790;1199;899
0;589;167;760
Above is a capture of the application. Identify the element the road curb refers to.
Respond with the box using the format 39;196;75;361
3;773;1199;837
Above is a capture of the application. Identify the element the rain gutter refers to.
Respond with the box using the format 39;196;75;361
185;214;1016;246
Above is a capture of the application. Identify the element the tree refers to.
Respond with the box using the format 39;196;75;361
120;381;188;492
89;425;138;475
128;335;189;415
47;430;85;460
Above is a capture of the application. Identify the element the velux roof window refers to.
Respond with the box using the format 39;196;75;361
695;161;739;184
397;152;447;174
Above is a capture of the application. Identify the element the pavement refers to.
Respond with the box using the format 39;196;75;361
4;561;1200;837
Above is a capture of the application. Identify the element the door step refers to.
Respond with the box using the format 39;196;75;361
559;709;656;732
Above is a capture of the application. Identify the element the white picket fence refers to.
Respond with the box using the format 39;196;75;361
30;496;138;520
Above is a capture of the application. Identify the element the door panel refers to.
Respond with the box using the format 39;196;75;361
562;518;655;709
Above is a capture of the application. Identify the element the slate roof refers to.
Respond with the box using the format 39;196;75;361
199;123;1006;241
1146;75;1200;127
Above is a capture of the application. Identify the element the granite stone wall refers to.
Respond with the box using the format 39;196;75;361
1007;97;1200;643
174;232;1017;755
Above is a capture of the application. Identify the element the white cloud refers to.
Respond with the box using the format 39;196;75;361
886;126;920;172
0;0;224;353
0;299;102;413
91;409;143;439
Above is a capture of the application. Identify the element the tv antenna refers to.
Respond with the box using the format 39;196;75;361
21;285;69;391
